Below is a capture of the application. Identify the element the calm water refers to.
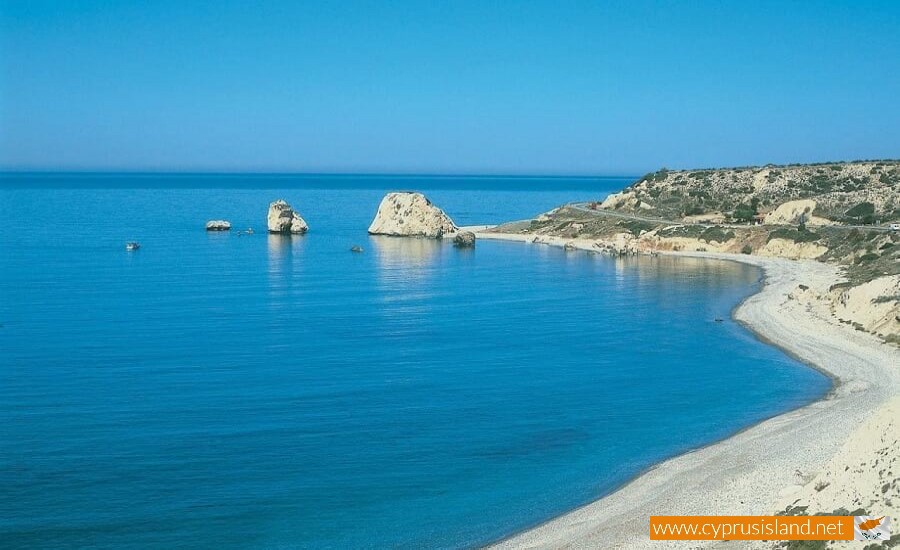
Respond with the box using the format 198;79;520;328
0;174;829;549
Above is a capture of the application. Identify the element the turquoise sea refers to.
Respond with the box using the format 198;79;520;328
0;174;830;549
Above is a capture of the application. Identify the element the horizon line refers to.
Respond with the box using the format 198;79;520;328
0;169;642;180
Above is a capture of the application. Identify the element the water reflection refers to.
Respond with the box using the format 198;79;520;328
371;236;443;276
371;236;445;322
267;233;306;304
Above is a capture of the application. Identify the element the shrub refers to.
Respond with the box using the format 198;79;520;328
700;227;734;243
618;220;656;236
768;228;821;243
845;202;875;219
855;252;879;264
684;205;706;216
741;244;753;254
733;204;757;222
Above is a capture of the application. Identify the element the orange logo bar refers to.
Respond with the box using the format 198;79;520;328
649;516;855;540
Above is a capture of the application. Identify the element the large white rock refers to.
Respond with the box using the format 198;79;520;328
367;192;458;238
763;199;833;226
267;199;308;234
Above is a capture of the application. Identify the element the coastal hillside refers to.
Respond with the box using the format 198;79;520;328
487;160;900;344
600;160;900;224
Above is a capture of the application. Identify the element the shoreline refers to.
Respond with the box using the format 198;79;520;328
470;230;900;549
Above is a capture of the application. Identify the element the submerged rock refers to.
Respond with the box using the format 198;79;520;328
350;245;364;253
453;231;476;248
367;192;457;238
267;200;308;234
205;220;231;231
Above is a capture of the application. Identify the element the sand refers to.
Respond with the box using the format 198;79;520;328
470;230;900;549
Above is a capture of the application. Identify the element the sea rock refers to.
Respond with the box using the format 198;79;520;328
453;231;476;248
350;245;364;253
267;199;309;234
590;232;641;256
367;192;457;238
205;220;231;231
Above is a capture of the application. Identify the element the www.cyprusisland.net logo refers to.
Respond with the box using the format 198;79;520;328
854;516;891;542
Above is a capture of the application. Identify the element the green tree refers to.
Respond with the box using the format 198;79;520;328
845;202;875;223
733;204;757;223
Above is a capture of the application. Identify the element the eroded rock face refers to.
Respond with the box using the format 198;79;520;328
831;275;900;339
206;220;231;231
367;192;457;238
267;200;308;234
759;237;827;259
763;200;833;226
454;231;476;248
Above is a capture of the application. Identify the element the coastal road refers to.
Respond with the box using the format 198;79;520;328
566;202;894;232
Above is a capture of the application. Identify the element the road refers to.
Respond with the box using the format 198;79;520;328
566;202;893;232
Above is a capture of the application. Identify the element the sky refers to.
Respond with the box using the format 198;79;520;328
1;1;898;175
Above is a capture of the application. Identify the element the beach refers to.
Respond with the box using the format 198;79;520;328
473;231;900;549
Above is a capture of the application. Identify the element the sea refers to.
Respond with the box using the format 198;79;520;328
0;173;830;549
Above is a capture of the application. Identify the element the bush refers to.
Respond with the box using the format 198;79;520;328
700;227;734;243
845;202;875;218
768;228;821;243
618;220;656;236
855;252;879;264
684;205;706;216
741;244;753;254
733;204;757;222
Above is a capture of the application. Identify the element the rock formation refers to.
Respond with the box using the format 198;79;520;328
267;200;308;234
453;231;476;248
763;200;833;226
367;192;457;238
831;275;900;339
759;238;828;259
205;220;231;231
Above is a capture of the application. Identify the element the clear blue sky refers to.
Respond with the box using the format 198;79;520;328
1;1;898;174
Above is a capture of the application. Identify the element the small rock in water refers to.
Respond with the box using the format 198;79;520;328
267;200;309;234
350;245;364;253
453;231;476;248
206;220;232;231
